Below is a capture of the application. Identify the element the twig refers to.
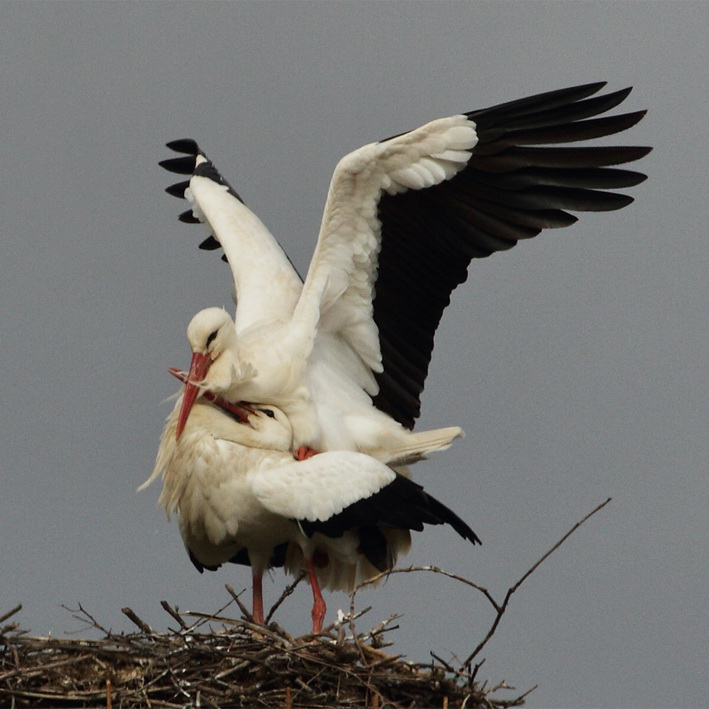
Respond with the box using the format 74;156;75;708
351;566;501;613
348;497;612;673
0;605;23;625
121;608;154;634
266;571;306;623
160;600;188;630
462;497;612;666
224;584;253;621
512;498;612;596
60;604;114;636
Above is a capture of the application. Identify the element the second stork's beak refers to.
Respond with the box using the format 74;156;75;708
175;351;211;439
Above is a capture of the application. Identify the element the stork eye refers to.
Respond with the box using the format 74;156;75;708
259;408;276;418
206;330;218;347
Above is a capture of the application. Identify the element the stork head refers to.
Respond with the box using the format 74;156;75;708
176;307;236;439
240;406;294;451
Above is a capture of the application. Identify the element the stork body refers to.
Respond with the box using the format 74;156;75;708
161;82;650;451
143;398;480;631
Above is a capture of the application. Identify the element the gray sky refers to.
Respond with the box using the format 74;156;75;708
1;2;706;707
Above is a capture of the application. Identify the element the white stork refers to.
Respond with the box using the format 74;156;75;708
160;82;650;454
142;387;480;632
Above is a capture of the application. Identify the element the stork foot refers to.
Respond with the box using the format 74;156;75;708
294;445;319;461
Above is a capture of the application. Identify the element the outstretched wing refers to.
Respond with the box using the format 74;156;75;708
293;115;478;375
371;82;651;427
160;140;303;333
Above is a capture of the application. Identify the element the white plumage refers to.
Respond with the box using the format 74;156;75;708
150;82;650;629
161;82;650;454
143;396;479;631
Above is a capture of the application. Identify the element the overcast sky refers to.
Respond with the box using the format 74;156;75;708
1;3;706;707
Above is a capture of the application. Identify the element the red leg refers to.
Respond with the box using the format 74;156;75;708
252;570;264;625
294;445;319;460
307;558;326;633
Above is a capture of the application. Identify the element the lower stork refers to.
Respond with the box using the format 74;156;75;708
142;391;479;632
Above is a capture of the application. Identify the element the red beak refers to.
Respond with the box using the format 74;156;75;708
168;366;257;429
175;351;211;439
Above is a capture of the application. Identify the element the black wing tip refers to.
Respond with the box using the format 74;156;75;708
633;145;653;159
166;138;200;155
179;209;200;224
602;192;635;210
518;80;610;104
561;82;634;101
188;547;216;573
165;180;190;199
604;85;633;103
199;235;222;251
600;109;648;137
159;155;197;175
467;528;483;546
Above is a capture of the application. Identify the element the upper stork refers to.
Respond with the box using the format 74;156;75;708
160;82;650;452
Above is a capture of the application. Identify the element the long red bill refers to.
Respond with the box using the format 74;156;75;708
168;367;256;429
175;352;211;439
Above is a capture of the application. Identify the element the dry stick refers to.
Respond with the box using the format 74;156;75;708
181;588;246;634
365;614;401;651
183;609;286;644
266;571;306;623
121;608;154;634
349;497;612;673
345;601;375;664
462;496;612;667
352;567;501;613
160;600;188;630
0;604;23;625
61;603;113;636
509;683;538;705
224;584;253;621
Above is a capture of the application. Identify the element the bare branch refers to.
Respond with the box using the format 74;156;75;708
224;584;252;621
462;497;612;666
266;571;305;623
0;604;23;625
510;497;612;595
160;600;188;630
121;608;154;634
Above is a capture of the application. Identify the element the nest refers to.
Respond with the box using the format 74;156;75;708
2;501;611;707
0;598;526;709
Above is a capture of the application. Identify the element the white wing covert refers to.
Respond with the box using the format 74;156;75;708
293;116;478;374
252;451;396;522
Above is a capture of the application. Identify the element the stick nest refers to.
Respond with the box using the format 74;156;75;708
2;501;612;707
0;601;524;709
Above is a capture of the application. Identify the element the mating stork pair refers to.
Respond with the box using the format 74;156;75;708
143;82;650;632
